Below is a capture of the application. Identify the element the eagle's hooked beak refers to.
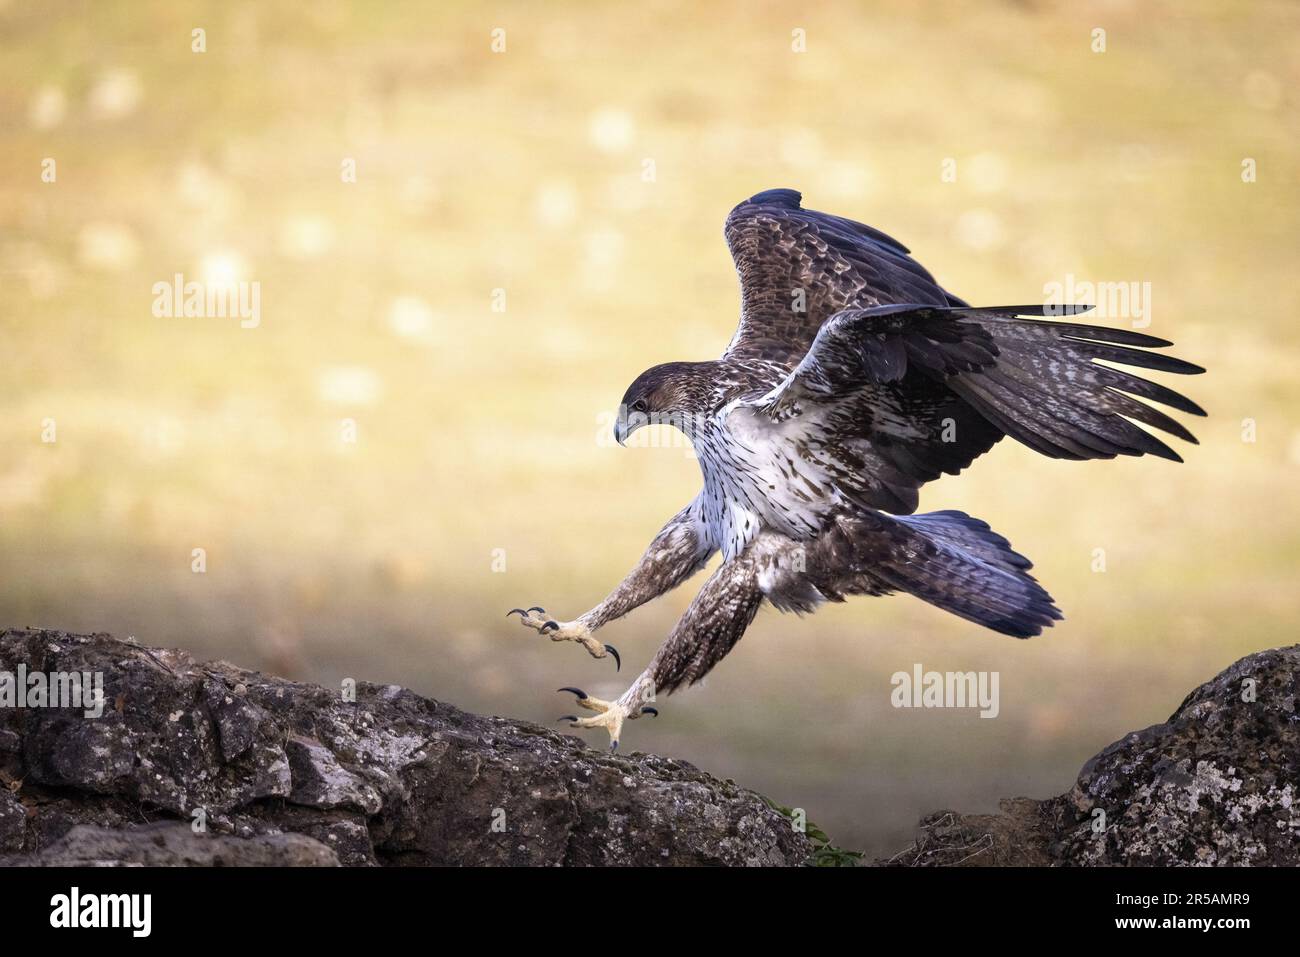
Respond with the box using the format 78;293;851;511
614;403;644;446
615;403;652;446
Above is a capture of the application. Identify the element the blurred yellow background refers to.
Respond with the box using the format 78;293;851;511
2;0;1297;856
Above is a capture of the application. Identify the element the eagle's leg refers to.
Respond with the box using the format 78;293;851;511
556;673;658;752
507;503;713;670
556;555;764;751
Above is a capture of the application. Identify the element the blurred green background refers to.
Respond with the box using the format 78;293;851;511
2;0;1297;857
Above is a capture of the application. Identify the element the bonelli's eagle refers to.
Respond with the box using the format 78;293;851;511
510;188;1204;749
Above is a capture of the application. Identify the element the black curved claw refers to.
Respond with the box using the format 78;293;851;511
604;644;621;671
540;621;560;634
640;706;659;718
556;715;578;723
609;740;619;752
557;687;588;701
507;606;546;619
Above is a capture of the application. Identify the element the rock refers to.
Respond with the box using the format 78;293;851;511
285;735;383;814
881;644;1300;866
13;626;1285;867
5;822;339;867
0;790;25;854
881;798;1055;867
0;628;812;866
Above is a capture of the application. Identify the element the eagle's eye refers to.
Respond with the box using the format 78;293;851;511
629;398;648;414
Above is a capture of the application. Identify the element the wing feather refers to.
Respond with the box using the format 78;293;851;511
720;192;1204;511
751;303;1203;510
723;189;964;364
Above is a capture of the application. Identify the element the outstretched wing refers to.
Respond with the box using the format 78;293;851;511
754;303;1205;514
723;188;965;365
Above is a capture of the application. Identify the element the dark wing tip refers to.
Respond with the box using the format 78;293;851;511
978;304;1097;318
738;187;802;210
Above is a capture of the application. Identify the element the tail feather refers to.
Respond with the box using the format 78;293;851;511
880;510;1062;638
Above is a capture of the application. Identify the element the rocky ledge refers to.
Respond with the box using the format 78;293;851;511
882;645;1299;866
0;628;812;866
2;628;1295;866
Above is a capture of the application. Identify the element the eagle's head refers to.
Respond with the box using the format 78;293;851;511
614;362;707;446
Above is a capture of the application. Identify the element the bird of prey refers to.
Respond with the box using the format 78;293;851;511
510;188;1204;750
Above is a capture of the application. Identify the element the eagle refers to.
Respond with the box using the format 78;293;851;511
510;188;1204;749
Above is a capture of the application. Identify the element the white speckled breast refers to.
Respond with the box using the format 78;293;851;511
691;403;843;560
